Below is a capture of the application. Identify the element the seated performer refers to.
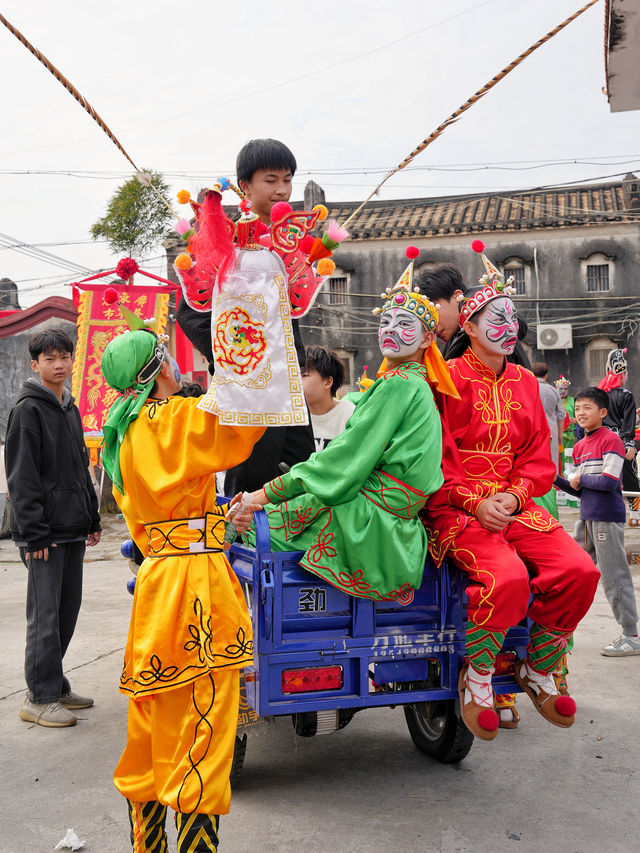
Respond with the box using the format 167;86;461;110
243;248;459;602
424;241;600;741
101;328;265;852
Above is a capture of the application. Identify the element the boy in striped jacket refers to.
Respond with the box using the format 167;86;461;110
556;386;640;657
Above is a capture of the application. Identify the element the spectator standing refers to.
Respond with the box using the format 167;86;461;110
302;346;355;452
532;362;565;474
5;328;101;728
556;387;640;656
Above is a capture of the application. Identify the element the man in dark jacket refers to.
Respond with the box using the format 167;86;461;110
598;347;640;495
5;328;101;728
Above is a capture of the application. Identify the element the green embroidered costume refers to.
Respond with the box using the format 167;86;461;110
245;361;443;601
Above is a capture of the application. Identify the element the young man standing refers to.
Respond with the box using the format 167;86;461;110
302;345;355;452
424;243;600;741
176;138;315;494
5;328;101;728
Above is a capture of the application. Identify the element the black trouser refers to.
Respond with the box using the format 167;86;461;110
20;541;85;703
224;422;315;495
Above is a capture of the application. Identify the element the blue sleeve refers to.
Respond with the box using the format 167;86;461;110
554;475;581;498
578;473;619;492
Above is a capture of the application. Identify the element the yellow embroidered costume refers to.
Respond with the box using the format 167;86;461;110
101;329;264;852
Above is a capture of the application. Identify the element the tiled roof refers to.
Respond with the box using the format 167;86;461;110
313;180;639;241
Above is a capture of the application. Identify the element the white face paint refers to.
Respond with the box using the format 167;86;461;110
378;307;423;359
475;296;519;355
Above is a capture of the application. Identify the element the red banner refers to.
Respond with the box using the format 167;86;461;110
71;285;170;435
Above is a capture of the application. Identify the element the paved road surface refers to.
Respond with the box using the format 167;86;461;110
1;512;638;853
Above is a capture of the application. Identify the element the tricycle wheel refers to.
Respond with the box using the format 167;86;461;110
229;733;247;788
404;699;473;763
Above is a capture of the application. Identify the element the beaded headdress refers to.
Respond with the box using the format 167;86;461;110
458;240;516;325
372;246;438;333
554;375;571;389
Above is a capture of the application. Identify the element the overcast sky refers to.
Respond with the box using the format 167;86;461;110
1;0;639;306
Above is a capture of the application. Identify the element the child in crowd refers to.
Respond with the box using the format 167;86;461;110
556;386;640;656
302;345;355;452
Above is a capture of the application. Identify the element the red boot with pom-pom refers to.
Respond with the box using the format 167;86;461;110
458;665;499;741
515;660;576;728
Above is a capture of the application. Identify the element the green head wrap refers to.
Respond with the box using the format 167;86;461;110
101;330;166;493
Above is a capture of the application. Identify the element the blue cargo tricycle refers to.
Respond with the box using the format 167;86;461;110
225;505;529;779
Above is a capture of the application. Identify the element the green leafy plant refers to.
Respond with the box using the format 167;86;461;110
91;171;173;259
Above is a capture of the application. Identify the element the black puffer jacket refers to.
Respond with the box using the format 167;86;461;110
5;380;101;550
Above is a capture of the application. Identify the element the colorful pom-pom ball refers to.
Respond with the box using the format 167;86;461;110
177;189;191;204
104;287;120;305
217;177;230;191
313;204;328;221
316;258;335;276
471;239;486;253
174;253;193;271
300;235;315;254
270;201;293;222
477;708;499;732
115;258;139;280
238;198;252;213
555;695;576;717
405;245;420;261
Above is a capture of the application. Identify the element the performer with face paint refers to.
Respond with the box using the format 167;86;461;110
423;241;600;742
241;248;459;602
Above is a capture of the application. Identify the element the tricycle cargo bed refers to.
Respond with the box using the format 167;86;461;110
228;511;528;719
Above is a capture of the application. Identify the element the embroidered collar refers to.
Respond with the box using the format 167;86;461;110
385;361;430;381
462;348;507;382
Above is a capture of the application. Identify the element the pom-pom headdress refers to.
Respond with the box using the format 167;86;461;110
458;240;517;325
372;246;437;333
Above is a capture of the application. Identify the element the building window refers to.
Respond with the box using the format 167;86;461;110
502;259;527;295
508;267;526;295
581;252;613;293
328;275;349;305
586;337;616;385
586;264;610;293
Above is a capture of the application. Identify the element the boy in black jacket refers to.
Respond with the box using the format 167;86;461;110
5;328;101;727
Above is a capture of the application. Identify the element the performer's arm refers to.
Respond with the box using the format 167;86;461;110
263;379;425;506
619;391;637;447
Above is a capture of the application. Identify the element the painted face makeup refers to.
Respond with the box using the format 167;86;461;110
378;307;423;358
476;297;519;355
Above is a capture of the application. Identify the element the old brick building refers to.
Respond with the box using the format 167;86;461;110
301;173;640;395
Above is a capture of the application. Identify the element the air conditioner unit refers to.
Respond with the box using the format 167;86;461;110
536;324;573;350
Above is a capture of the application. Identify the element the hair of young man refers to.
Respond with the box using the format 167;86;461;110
28;327;74;361
574;386;609;411
531;362;549;378
236;139;297;184
304;345;344;397
415;263;465;303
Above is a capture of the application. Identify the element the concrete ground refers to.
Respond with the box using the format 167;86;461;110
1;509;639;853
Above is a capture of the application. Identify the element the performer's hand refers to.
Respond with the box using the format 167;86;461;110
227;492;263;535
476;497;512;532
87;531;101;547
247;489;270;509
492;492;519;515
569;473;581;490
625;446;636;461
